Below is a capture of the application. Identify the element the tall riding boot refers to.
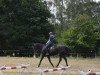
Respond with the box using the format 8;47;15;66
46;48;49;55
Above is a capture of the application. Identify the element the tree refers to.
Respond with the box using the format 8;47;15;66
0;0;54;49
45;0;100;36
66;1;100;21
57;14;100;56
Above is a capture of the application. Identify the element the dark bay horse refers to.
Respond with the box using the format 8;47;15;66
33;43;70;67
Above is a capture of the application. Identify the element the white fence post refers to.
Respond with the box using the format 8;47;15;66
0;71;3;75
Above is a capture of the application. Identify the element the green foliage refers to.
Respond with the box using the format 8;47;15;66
67;1;100;19
57;14;100;51
0;0;54;49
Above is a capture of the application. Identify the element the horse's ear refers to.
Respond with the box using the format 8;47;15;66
31;43;35;48
33;43;37;46
33;43;35;46
31;43;34;48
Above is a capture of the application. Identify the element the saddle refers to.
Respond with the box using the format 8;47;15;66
48;46;55;53
43;45;56;55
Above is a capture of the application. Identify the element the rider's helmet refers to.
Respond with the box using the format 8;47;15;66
49;32;53;35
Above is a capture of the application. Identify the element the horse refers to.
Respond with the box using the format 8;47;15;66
33;43;70;67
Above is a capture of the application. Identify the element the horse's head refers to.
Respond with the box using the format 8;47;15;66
33;43;44;58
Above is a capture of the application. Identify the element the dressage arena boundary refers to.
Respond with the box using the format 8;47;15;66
78;69;100;75
37;65;71;75
0;64;30;75
38;65;100;75
0;64;100;75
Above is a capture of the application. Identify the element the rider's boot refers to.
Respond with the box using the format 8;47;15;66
46;48;49;55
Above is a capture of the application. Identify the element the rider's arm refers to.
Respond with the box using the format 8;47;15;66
46;39;50;44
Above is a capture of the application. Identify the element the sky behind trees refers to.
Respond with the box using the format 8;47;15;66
94;0;100;2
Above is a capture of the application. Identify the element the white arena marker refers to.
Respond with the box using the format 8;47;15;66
0;64;30;75
0;71;3;75
78;69;100;75
43;66;70;72
88;71;100;75
0;64;30;70
39;66;71;75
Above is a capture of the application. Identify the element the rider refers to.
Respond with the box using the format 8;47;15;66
45;32;55;55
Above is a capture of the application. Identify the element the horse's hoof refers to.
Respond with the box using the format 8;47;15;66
56;66;58;68
36;66;40;68
36;66;39;68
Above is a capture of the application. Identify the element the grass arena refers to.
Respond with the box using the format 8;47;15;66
0;57;100;75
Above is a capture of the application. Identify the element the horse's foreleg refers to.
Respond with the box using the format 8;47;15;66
63;56;68;66
56;56;62;67
47;55;54;67
38;55;44;67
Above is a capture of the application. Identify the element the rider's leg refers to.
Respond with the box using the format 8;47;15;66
45;43;51;55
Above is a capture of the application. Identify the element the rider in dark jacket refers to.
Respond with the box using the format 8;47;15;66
45;32;55;55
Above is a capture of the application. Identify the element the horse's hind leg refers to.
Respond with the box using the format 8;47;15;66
38;55;44;67
62;55;68;66
56;56;62;67
47;55;54;67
